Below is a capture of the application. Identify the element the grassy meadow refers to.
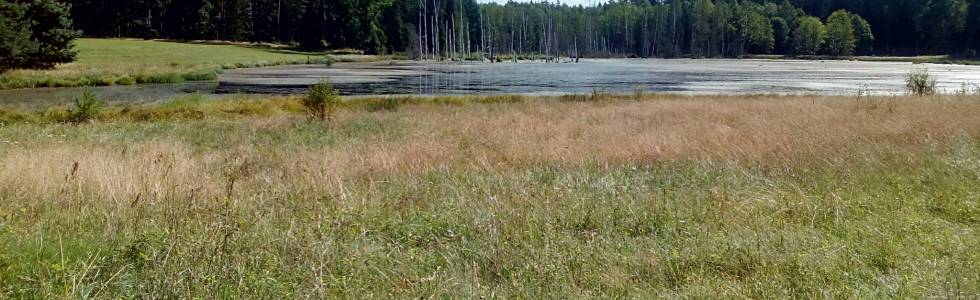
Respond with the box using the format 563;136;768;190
0;93;979;298
0;39;337;90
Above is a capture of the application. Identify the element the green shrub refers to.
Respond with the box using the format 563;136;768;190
304;81;341;121
905;68;937;96
66;90;103;123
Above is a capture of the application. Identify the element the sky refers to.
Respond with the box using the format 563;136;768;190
477;0;606;7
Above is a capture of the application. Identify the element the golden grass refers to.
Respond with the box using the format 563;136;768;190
3;94;979;202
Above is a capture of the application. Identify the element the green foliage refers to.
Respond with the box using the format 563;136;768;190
689;0;717;57
304;81;341;121
14;0;977;60
905;68;938;96
0;0;78;71
738;10;775;55
0;1;33;72
794;16;826;55
851;14;875;55
771;17;791;54
67;90;103;123
825;10;856;56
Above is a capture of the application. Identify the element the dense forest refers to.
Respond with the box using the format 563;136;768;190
2;0;978;62
62;0;980;59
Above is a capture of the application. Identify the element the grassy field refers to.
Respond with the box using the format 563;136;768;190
0;93;979;298
0;39;337;90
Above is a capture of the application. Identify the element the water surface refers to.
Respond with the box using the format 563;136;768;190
4;59;980;110
218;59;980;96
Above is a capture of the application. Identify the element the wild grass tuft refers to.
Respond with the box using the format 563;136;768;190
66;90;103;123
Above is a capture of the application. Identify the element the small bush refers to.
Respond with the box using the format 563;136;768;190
304;81;341;121
905;68;937;96
67;90;103;123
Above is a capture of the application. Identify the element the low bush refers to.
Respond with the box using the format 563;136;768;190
66;90;103;123
905;68;937;96
303;81;341;121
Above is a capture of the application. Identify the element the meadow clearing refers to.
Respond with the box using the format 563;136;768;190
0;39;336;90
0;93;978;298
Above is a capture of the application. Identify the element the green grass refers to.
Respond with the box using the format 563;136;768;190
0;39;336;90
0;94;978;298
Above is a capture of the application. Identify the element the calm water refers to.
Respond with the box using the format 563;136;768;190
4;59;980;109
217;59;980;96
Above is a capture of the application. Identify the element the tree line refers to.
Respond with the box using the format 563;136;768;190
3;0;980;71
64;0;980;58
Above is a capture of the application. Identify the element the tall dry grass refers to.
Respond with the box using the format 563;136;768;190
3;95;980;203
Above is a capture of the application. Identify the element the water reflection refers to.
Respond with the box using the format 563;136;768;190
6;59;980;110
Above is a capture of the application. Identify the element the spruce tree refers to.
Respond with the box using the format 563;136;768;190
0;0;78;71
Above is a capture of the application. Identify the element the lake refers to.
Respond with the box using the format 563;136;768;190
217;59;980;96
3;59;980;109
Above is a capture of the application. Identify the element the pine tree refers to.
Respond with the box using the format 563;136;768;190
0;0;79;71
0;1;32;71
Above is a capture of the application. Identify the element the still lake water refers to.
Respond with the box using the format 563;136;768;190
3;59;980;109
217;59;980;96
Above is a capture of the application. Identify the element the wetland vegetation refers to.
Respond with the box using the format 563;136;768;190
3;0;980;298
1;92;979;297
